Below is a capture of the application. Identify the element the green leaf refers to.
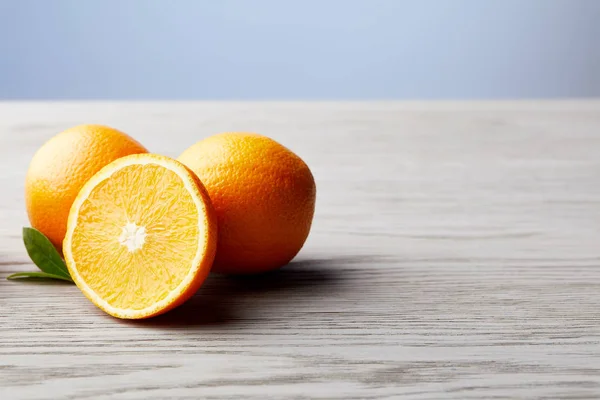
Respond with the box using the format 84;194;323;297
22;227;72;281
7;271;73;282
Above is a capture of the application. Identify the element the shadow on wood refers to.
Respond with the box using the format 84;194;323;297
125;256;362;329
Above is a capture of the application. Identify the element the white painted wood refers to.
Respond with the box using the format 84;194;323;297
1;101;600;399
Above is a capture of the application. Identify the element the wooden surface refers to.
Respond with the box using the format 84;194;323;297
1;101;600;399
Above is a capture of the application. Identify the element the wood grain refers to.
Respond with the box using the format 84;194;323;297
1;101;599;399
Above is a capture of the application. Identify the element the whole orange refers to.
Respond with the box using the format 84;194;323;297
25;124;148;249
177;133;316;274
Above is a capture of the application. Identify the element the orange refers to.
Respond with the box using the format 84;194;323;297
25;124;148;250
63;154;217;319
178;132;316;274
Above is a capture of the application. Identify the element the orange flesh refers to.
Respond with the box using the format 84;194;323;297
69;164;202;311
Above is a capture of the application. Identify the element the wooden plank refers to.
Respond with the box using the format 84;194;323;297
0;101;599;399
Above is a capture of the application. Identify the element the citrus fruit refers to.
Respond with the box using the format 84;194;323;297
63;154;217;319
177;132;316;274
25;124;148;250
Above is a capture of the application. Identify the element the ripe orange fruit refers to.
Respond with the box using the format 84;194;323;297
178;132;316;274
25;125;148;250
63;154;217;319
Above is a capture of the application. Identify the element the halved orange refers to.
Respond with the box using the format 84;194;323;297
63;154;217;319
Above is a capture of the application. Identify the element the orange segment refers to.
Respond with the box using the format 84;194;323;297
63;154;217;319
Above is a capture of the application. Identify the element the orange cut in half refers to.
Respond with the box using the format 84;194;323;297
63;154;217;319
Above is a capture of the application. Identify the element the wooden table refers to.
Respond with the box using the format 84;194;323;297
1;102;599;399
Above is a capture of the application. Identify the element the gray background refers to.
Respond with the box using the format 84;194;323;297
1;0;599;99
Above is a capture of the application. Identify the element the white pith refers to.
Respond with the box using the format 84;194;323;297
118;222;147;252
